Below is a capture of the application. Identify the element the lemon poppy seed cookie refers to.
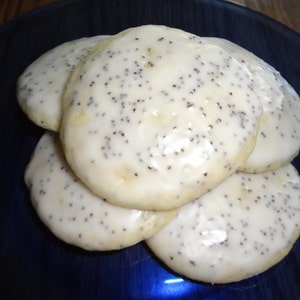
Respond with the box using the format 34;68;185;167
61;25;262;211
204;38;300;173
146;163;300;283
17;35;109;131
25;131;175;251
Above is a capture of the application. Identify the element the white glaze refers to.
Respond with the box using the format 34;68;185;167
146;164;300;283
25;131;175;251
17;35;109;131
61;25;262;211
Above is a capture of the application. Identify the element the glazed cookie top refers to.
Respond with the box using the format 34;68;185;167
61;25;262;211
25;131;175;251
146;163;300;283
17;35;108;131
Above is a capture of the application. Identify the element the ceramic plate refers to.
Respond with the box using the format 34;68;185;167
0;0;299;299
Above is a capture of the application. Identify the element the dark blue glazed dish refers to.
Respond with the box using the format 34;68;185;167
0;0;299;299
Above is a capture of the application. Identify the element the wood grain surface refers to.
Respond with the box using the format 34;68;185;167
0;0;299;33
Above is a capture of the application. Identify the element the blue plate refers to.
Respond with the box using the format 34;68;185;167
0;0;299;299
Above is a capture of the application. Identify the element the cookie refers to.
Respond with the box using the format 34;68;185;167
17;35;109;131
204;38;300;173
146;164;300;283
60;25;262;211
25;131;175;251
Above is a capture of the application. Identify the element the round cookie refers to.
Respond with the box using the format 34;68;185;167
25;131;175;251
61;25;262;211
17;35;109;131
204;37;300;173
146;164;300;283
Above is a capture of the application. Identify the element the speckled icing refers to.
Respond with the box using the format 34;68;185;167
17;35;109;131
146;163;300;283
61;25;262;211
25;131;175;251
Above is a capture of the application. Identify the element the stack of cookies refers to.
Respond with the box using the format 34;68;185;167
17;25;300;283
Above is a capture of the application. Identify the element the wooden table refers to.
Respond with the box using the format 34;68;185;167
1;0;299;33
